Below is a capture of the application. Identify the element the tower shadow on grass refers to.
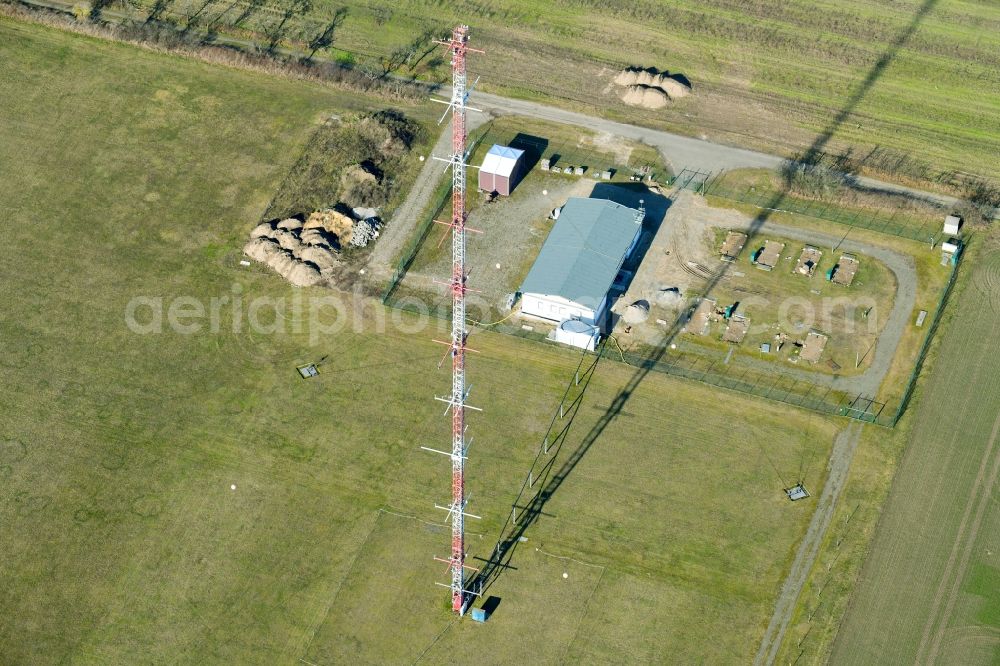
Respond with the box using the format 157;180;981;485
468;0;939;602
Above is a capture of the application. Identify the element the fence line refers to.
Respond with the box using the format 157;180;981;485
704;180;944;245
380;178;452;304
383;292;889;424
469;343;604;593
887;254;960;424
380;172;963;428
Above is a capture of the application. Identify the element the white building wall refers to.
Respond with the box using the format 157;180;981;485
520;293;597;326
554;324;599;351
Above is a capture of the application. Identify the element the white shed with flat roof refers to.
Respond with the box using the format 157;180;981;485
944;215;962;236
478;144;525;196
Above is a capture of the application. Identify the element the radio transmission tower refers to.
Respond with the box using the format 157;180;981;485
421;24;484;615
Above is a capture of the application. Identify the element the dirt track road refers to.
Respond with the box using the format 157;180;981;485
367;112;493;282
755;423;863;666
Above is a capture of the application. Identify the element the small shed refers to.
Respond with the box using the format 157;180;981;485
720;231;748;262
684;298;716;336
831;254;859;286
795;246;823;277
943;214;962;236
800;331;828;363
479;144;525;196
941;238;961;255
753;240;785;271
722;315;749;343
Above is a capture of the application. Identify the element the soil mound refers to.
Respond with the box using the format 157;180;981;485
623;299;651;324
614;66;691;109
298;245;337;272
659;77;691;99
622;85;669;110
250;221;277;239
276;218;304;231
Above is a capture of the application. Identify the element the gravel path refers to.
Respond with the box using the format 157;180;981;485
755;422;863;666
468;91;975;212
471;91;781;175
366;114;489;281
762;221;916;398
18;0;988;219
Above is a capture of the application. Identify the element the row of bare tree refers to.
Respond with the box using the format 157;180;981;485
88;0;443;78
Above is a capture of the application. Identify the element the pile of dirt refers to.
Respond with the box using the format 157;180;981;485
655;287;684;307
621;85;669;110
339;163;385;209
243;218;339;287
614;66;691;109
263;109;423;223
623;299;652;324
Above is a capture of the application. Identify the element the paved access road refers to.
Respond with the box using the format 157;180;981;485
467;90;966;210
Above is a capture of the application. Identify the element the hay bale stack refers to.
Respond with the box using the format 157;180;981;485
250;221;277;239
304;208;354;245
277;218;303;231
299;246;337;272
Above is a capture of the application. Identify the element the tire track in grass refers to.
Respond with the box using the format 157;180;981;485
911;257;1000;664
908;313;991;659
918;407;1000;664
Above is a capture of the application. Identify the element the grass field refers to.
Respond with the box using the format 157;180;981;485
825;232;1000;664
115;0;1000;190
1;18;846;664
708;168;948;241
771;231;1000;664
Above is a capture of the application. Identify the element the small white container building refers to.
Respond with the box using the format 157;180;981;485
943;215;962;236
478;144;525;196
554;319;600;351
519;198;644;348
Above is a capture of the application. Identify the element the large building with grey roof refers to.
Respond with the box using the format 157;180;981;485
519;197;643;345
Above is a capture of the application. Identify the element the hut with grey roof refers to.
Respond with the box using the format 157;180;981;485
519;198;644;340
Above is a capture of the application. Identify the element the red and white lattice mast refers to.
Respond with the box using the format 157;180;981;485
421;25;484;615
